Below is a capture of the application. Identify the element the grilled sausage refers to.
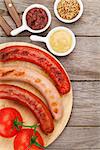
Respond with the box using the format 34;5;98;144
0;66;63;120
0;84;54;134
0;45;70;94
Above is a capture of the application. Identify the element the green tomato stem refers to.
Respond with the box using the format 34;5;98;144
13;118;46;149
13;117;40;131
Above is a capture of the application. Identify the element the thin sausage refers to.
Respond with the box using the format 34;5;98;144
0;46;70;94
0;66;63;120
0;84;54;134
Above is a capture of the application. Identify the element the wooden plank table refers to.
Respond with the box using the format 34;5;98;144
0;0;100;149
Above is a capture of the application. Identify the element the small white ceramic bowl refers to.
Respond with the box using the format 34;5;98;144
11;4;51;36
54;0;83;23
30;26;76;56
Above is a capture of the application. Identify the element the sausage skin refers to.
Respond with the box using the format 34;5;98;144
0;66;63;120
0;46;70;94
0;84;54;134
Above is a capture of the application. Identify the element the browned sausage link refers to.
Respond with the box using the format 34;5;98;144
0;46;70;94
0;84;54;134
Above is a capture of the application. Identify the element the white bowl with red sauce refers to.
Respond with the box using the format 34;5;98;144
11;4;51;36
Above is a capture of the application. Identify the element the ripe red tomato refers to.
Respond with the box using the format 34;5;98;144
0;107;23;138
14;129;44;150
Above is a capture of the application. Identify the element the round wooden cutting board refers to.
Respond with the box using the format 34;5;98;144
0;42;73;149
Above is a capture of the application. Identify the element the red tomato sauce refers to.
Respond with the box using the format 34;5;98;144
26;8;48;30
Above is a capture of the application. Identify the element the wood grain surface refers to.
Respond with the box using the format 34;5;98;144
0;37;100;81
0;0;100;149
0;0;100;36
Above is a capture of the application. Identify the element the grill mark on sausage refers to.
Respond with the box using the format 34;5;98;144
21;51;29;56
14;71;25;76
1;70;15;77
0;52;9;60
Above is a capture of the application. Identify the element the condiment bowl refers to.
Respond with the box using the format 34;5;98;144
54;0;83;23
11;4;51;36
30;26;76;56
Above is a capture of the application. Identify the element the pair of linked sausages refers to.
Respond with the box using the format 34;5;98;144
0;45;70;135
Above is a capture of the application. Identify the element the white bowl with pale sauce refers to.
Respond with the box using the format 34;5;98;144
30;27;76;56
47;27;76;56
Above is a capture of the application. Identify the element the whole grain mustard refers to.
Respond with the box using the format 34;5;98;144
57;0;80;20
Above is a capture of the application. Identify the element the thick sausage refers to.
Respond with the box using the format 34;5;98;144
0;66;63;120
0;46;70;94
0;84;54;134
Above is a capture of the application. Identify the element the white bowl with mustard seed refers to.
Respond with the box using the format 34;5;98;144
54;0;83;23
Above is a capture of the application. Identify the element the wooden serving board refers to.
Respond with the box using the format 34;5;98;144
0;42;73;149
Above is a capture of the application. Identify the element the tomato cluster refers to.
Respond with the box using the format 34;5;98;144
0;107;44;150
